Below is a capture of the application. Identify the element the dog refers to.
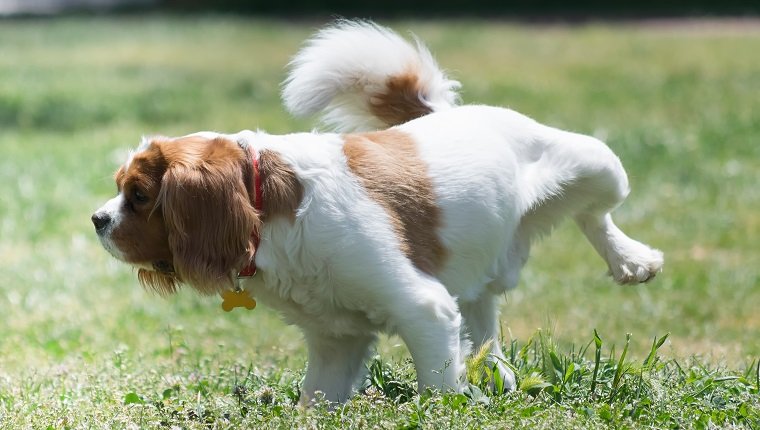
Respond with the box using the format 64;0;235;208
91;21;663;405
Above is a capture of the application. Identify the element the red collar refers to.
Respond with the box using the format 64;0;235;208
237;146;263;278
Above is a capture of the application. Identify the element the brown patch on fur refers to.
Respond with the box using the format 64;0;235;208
342;129;446;274
259;150;304;220
369;70;433;127
156;136;260;295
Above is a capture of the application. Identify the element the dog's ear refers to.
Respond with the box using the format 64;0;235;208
158;138;259;295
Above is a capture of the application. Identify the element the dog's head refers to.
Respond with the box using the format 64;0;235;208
92;135;259;295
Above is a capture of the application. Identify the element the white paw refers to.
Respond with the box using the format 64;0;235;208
607;241;664;284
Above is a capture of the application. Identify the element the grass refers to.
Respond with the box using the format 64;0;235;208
0;16;758;428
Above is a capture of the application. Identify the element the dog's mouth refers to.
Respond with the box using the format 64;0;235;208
97;235;130;263
97;238;176;277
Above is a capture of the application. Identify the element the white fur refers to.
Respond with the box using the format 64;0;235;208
94;194;128;261
282;20;460;132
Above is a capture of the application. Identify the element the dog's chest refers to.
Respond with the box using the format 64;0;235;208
247;275;381;337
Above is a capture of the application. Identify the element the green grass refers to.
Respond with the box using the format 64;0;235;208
0;16;758;428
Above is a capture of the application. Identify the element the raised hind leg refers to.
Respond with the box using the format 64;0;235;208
519;128;663;283
576;212;663;284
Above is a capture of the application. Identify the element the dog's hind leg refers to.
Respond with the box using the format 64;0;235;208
520;130;663;284
575;212;664;284
559;135;663;284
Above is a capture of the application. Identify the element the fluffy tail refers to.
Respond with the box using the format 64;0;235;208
282;20;460;132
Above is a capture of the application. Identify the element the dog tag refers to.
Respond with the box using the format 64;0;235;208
221;289;257;312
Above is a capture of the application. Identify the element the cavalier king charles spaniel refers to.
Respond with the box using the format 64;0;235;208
92;21;663;405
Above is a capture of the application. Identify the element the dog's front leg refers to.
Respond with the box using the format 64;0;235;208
299;332;376;406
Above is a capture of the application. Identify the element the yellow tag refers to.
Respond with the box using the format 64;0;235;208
221;289;257;312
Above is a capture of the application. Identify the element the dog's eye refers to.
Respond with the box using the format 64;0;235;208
134;189;148;203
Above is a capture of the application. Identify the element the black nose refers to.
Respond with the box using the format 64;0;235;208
91;212;111;232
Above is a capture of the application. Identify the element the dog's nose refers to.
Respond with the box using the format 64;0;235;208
91;212;111;232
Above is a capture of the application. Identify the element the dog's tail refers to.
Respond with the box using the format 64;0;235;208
282;20;460;132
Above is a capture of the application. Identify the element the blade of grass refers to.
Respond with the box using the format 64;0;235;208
590;329;603;400
466;340;494;387
608;333;631;403
643;333;670;370
493;362;504;394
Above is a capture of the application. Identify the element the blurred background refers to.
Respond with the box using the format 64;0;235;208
1;0;759;17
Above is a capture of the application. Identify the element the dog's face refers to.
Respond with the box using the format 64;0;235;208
92;135;259;295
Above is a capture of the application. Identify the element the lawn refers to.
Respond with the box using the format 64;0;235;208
0;16;758;428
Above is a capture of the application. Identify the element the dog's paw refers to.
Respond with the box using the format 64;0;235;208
607;241;664;284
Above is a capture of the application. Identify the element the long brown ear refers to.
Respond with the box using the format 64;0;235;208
158;141;259;295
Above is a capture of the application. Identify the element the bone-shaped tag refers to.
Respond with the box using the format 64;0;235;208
221;289;257;312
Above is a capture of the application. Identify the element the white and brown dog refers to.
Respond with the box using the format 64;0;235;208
92;21;663;404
